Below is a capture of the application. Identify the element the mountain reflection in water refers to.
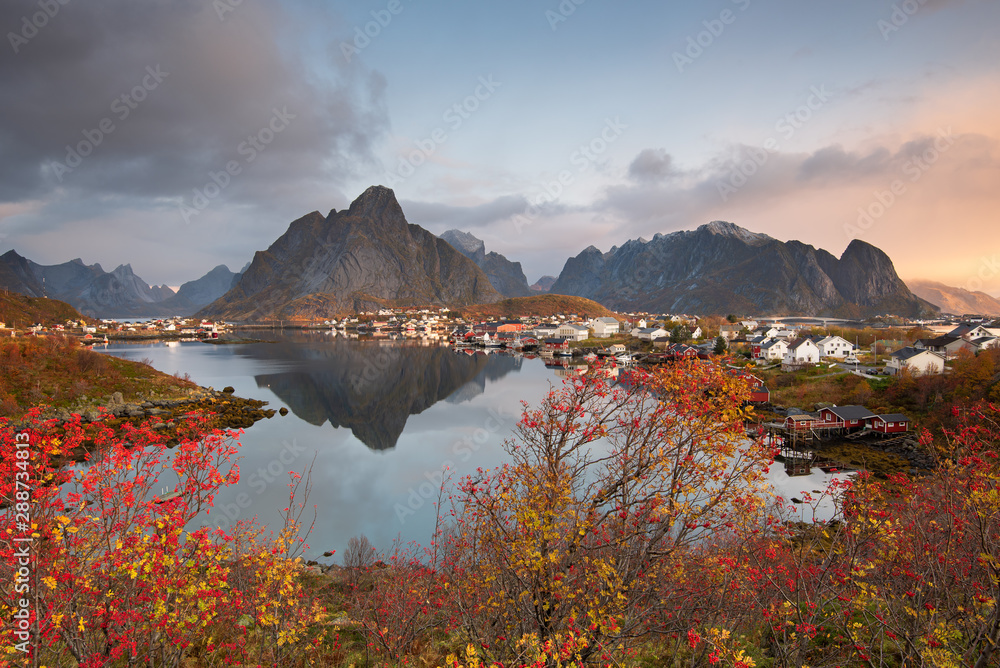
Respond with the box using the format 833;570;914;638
250;339;522;450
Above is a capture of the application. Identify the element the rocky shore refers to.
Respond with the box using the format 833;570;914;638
41;386;278;432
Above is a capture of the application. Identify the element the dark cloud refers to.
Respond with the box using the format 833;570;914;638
627;148;676;183
0;0;388;212
402;195;539;232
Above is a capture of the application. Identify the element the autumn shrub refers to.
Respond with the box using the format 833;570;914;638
444;360;775;666
0;410;324;667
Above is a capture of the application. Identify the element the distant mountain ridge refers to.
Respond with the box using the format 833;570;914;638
907;279;1000;316
0;250;235;318
550;221;935;317
440;230;531;298
199;186;502;321
530;276;557;293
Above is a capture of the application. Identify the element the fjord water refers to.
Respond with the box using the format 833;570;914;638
99;332;845;562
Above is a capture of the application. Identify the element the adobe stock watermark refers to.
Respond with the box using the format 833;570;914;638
965;255;1000;294
340;0;411;63
7;0;70;54
350;346;397;391
177;106;295;224
878;0;932;41
381;75;501;188
511;116;627;234
45;65;169;183
717;85;832;202
394;406;512;524
203;438;308;531
213;0;245;22
545;0;588;31
844;126;955;241
673;0;751;73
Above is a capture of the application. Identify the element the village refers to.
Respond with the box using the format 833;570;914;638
6;308;998;472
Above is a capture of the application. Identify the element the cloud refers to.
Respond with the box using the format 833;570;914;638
627;148;677;183
403;195;545;232
0;0;388;214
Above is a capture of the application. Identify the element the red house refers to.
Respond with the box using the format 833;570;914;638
543;337;570;352
818;405;876;431
869;413;910;435
741;375;770;403
784;414;818;431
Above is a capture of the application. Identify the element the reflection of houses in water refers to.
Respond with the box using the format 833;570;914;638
774;447;855;477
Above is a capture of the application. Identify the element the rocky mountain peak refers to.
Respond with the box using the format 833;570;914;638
440;229;530;298
699;220;772;245
348;185;404;220
441;230;486;258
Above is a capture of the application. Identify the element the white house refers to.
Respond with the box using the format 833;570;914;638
635;327;668;342
534;325;560;339
783;338;820;365
690;326;703;339
719;324;742;340
759;338;788;360
949;324;996;340
886;347;945;376
590;317;620;338
556;323;590;342
971;336;1000;351
815;335;855;358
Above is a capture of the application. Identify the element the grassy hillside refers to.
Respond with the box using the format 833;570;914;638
461;294;615;319
0;334;196;418
0;291;92;327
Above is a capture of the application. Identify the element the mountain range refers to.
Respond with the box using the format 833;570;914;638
906;279;1000;316
198;186;501;321
0;250;237;318
549;221;935;318
439;230;531;298
0;186;959;320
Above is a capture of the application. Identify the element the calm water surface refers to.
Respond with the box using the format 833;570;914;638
98;332;845;562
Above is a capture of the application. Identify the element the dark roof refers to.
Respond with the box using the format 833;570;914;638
825;405;876;420
891;346;930;361
877;413;910;422
917;336;961;347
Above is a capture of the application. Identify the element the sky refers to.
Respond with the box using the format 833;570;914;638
1;0;998;296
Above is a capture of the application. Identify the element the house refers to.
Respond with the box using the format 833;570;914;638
543;337;570;352
516;336;539;349
783;338;819;365
748;335;769;358
970;336;1000;351
818;405;876;431
652;336;672;350
690;326;702;339
719;324;742;341
607;344;627;355
784;414;818;431
815;336;855;358
740;374;770;403
886;347;945;376
496;321;525;333
659;342;699;358
590;317;620;338
869;413;911;435
758;338;788;361
635;327;668;342
533;325;560;339
556;323;590;342
948;324;995;340
914;336;973;358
